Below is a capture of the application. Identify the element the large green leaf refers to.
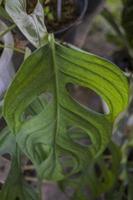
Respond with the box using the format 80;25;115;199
5;0;47;47
3;34;129;181
122;0;133;47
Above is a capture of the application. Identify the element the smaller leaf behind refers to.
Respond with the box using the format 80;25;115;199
0;144;39;200
59;142;121;200
122;0;133;47
5;0;48;47
0;124;39;199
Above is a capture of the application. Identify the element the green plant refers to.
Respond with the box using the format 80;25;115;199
102;0;133;62
92;0;133;199
0;0;129;199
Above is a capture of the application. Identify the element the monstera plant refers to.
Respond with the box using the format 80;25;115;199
0;0;129;199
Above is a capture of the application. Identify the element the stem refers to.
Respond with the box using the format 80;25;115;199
0;24;16;38
57;0;62;21
0;44;25;54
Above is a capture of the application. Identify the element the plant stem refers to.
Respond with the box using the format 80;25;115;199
57;0;62;21
0;44;25;54
0;24;16;38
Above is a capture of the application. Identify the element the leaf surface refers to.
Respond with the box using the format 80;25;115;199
3;34;129;180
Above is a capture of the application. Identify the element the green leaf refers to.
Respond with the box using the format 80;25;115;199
5;0;47;47
0;6;12;21
0;145;39;200
0;127;15;155
0;126;39;199
122;0;133;47
101;8;123;37
59;142;121;199
3;34;129;181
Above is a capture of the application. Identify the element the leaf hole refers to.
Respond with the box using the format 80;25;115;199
15;197;20;200
0;118;6;131
69;171;82;179
22;92;53;122
67;126;92;148
103;147;113;170
59;154;76;175
0;41;4;56
34;143;48;165
94;164;102;179
66;83;109;114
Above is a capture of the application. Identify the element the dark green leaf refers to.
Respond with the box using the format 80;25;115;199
122;0;133;47
101;8;123;36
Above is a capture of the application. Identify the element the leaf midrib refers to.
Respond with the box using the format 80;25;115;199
49;35;60;151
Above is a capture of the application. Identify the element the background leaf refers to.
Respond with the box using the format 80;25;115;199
0;120;39;199
3;34;129;181
122;0;133;47
5;0;47;47
0;145;39;200
59;141;121;199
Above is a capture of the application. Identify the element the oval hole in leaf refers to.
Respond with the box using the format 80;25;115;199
34;143;48;165
69;171;82;180
94;162;108;184
23;160;37;184
94;163;102;179
0;41;4;55
0;118;6;130
67;126;92;148
103;147;112;170
59;154;76;175
22;92;53;121
63;186;75;199
66;83;109;114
